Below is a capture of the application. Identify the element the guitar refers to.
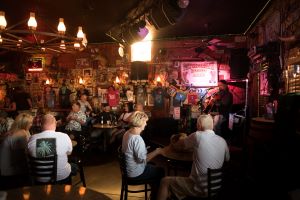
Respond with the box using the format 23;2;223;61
203;92;221;114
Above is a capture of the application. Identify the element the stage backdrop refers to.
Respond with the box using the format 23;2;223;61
180;61;218;87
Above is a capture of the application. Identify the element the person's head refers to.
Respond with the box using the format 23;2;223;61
10;113;33;132
124;102;134;113
218;80;228;91
41;114;56;131
102;103;111;112
130;111;148;130
80;94;88;101
134;103;144;112
108;85;115;92
197;114;214;131
72;101;81;112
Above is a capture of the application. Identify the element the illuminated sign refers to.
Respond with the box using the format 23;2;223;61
180;61;218;87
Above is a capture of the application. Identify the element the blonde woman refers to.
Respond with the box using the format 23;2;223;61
122;111;164;200
0;113;33;188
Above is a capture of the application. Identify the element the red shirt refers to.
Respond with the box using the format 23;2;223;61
107;90;119;107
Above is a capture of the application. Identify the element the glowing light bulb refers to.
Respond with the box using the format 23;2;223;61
115;76;120;83
79;77;84;84
57;18;66;34
27;12;37;30
60;40;66;50
156;76;161;82
77;26;84;39
0;11;7;30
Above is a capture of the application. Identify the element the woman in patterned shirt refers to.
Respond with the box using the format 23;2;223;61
65;101;86;132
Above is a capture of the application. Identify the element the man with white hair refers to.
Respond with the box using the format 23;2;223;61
28;114;73;183
157;114;230;200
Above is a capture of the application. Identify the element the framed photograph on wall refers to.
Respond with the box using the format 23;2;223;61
83;68;92;77
147;93;154;106
26;73;32;80
86;86;93;96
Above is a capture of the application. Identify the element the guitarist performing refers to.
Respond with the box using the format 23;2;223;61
204;80;233;137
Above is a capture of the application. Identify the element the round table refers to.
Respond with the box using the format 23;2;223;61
5;185;112;200
161;145;193;175
161;145;193;162
93;124;118;129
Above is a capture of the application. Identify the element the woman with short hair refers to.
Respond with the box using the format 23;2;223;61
122;111;164;200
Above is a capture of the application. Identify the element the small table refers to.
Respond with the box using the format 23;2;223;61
93;124;118;129
161;145;193;175
5;185;112;200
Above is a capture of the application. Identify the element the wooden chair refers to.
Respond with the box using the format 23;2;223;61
117;146;154;200
183;167;224;200
28;154;59;185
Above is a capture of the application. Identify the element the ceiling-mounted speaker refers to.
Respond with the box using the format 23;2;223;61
148;0;187;29
229;48;249;79
130;61;149;80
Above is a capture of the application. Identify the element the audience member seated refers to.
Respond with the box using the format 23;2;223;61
90;96;102;118
28;114;75;184
96;103;116;124
0;110;14;136
122;111;165;200
90;104;117;148
12;86;32;112
78;94;92;114
157;114;230;200
135;103;151;118
0;113;33;189
32;107;49;134
65;102;87;138
110;102;134;144
3;95;17;119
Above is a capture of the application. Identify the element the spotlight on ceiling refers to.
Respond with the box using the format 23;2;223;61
177;0;190;8
123;20;149;44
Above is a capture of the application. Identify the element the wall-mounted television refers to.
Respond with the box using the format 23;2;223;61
28;57;44;72
180;61;218;87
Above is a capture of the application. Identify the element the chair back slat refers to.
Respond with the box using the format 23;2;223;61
207;167;223;199
28;154;57;184
118;146;129;178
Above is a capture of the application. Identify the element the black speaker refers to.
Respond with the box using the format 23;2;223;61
229;48;250;79
130;61;148;80
148;0;185;29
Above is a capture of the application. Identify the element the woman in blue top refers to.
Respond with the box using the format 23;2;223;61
122;111;165;200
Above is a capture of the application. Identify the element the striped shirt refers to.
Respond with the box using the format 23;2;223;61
184;130;230;193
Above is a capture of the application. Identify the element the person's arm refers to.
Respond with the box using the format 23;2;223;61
66;135;73;155
27;97;32;109
225;144;230;162
76;113;86;125
66;112;73;122
146;148;161;162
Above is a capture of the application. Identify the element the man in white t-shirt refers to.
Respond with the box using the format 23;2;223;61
28;114;73;183
157;114;230;200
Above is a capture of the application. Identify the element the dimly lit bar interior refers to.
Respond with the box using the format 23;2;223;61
0;0;299;199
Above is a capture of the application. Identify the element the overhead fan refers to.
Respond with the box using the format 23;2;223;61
184;38;236;53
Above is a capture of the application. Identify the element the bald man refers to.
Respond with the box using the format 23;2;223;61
28;114;73;183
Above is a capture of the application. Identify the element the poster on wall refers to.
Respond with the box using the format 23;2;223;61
180;61;218;87
259;70;270;96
